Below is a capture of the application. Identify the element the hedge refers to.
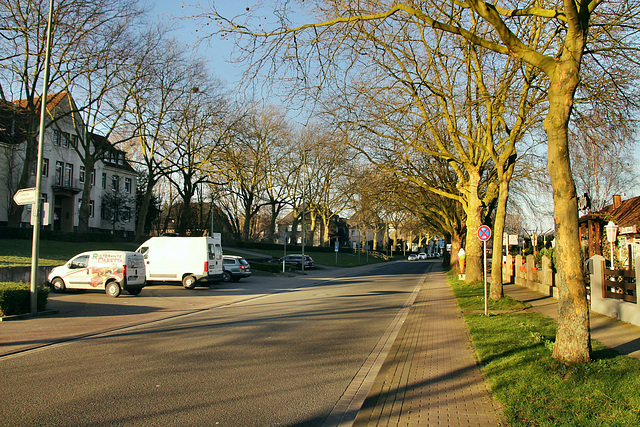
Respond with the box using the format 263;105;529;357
0;226;130;243
250;261;299;274
0;282;49;317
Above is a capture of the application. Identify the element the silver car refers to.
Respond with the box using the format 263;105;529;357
222;255;252;282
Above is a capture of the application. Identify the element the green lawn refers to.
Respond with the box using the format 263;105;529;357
448;273;640;425
234;248;396;267
0;239;139;267
0;239;399;268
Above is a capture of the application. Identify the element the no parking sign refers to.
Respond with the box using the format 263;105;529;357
477;225;492;241
477;225;491;316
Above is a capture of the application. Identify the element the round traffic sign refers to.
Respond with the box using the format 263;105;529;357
477;225;492;241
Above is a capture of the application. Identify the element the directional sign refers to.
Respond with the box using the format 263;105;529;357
12;187;38;206
477;225;492;242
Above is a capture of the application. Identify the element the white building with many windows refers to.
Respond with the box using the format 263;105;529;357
0;92;137;236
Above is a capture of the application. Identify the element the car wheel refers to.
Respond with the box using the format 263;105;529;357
222;271;232;282
127;288;142;296
183;275;197;289
105;281;121;297
51;278;66;293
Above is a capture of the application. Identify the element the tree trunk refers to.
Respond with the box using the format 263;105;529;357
463;173;484;282
450;230;463;271
490;164;514;299
77;157;97;233
136;174;156;240
546;62;591;363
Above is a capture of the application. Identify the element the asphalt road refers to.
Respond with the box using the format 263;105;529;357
0;260;434;426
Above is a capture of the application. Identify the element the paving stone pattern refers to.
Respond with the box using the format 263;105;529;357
354;271;503;426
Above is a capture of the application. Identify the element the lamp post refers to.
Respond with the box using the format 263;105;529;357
605;221;619;268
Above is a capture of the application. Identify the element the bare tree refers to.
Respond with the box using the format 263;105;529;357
199;0;640;363
0;0;142;226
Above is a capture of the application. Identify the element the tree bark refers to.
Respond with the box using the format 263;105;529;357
546;61;591;363
463;172;484;282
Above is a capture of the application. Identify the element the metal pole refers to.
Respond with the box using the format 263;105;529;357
29;0;55;316
301;169;305;273
484;240;488;316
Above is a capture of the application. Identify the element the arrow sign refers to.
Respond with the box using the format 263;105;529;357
13;187;38;206
477;225;492;242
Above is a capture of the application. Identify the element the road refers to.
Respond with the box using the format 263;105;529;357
0;260;435;426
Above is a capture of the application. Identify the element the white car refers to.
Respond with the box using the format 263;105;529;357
408;254;418;261
418;252;427;260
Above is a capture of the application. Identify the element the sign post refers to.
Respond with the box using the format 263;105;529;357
12;188;38;206
477;225;492;316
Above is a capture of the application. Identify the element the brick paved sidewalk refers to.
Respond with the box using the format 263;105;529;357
354;269;504;426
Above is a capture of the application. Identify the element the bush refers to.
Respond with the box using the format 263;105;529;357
0;282;49;317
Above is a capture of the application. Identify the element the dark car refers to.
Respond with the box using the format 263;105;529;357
279;254;315;269
222;255;252;282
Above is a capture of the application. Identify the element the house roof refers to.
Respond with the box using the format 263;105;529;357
602;196;640;229
12;91;70;111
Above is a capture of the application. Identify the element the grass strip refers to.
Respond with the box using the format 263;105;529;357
448;272;640;426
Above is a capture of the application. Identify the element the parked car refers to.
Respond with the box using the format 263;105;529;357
222;255;252;282
418;252;427;260
136;235;224;289
408;254;418;261
48;251;146;297
279;254;315;269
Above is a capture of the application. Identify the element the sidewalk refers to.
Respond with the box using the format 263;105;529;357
503;283;640;359
353;269;504;426
353;272;640;426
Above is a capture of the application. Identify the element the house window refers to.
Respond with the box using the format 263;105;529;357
64;164;73;187
122;207;131;222
61;132;70;148
89;200;94;218
111;175;120;191
118;152;125;165
124;177;132;194
102;172;107;189
90;169;95;185
42;158;49;177
41;193;48;203
79;166;85;183
71;135;78;148
53;130;61;146
55;161;64;185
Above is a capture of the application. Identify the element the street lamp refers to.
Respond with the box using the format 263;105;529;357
605;221;618;268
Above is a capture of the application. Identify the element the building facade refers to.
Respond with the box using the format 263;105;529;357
0;92;137;236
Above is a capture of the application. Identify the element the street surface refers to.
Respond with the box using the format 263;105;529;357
0;260;435;426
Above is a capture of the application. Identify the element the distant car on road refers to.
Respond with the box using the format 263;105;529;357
418;252;427;260
279;254;315;269
408;254;418;261
222;255;252;282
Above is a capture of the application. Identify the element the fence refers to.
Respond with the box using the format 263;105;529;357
502;254;559;298
588;255;640;326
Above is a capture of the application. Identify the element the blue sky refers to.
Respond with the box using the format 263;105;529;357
150;1;251;86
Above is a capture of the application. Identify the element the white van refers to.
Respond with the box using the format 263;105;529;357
48;251;146;297
136;235;224;289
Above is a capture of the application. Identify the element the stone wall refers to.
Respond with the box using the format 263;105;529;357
588;255;640;327
503;254;559;297
0;266;54;285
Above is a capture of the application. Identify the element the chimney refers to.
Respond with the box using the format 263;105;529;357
613;194;622;209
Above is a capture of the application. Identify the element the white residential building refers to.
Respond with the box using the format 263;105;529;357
0;92;137;236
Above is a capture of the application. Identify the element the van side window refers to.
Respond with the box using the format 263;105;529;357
215;244;223;260
138;247;149;259
70;255;89;269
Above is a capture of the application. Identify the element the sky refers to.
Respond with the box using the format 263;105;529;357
150;1;251;87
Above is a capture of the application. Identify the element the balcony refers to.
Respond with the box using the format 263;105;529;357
51;178;83;194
